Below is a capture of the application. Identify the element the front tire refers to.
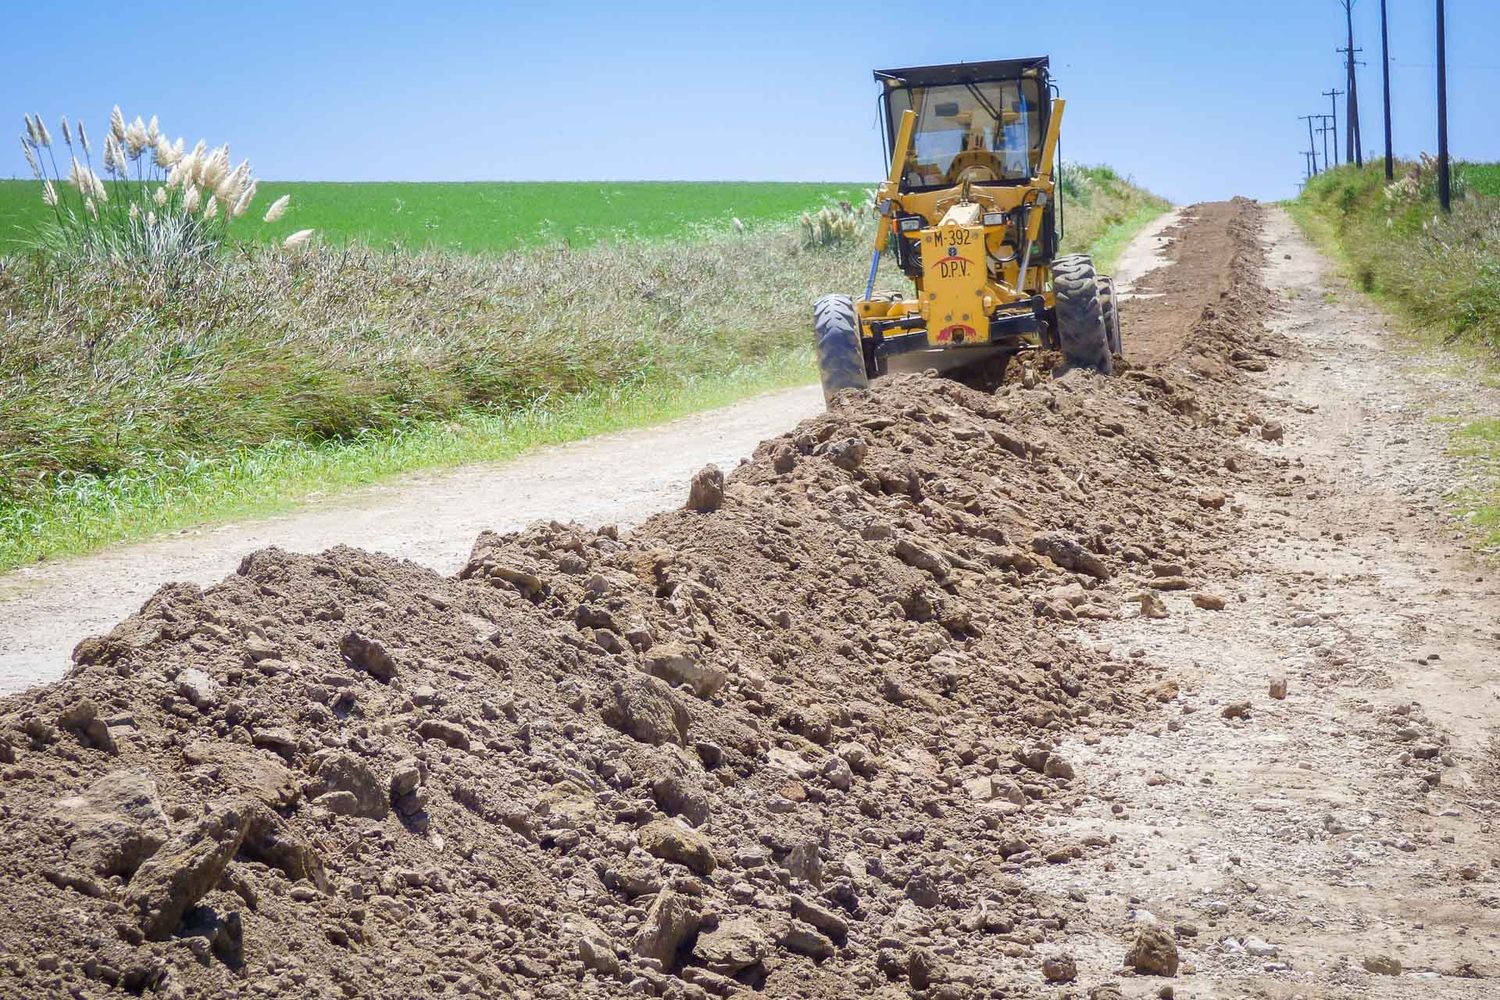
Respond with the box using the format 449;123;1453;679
813;294;869;403
1053;254;1112;373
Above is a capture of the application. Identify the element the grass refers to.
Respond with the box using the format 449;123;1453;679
1292;160;1500;550
0;349;812;570
1059;164;1172;276
0;180;865;254
0;170;1166;573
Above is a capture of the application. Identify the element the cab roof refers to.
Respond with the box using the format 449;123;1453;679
873;58;1050;88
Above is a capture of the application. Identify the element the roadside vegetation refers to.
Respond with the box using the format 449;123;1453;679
1;113;1167;571
1292;158;1500;546
1059;164;1172;275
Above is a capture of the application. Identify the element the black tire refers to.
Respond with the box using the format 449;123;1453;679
1098;275;1123;357
1052;254;1112;373
813;293;869;403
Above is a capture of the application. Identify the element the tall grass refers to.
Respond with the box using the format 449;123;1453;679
16;108;298;263
1296;159;1500;350
0;167;1165;571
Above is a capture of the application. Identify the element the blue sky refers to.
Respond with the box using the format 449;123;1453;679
5;1;1497;204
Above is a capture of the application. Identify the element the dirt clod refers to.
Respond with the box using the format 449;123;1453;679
686;463;725;512
1125;924;1181;976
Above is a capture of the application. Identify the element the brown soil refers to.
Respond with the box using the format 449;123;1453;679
0;199;1388;1000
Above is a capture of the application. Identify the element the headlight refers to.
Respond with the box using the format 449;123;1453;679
897;216;924;233
982;211;1007;227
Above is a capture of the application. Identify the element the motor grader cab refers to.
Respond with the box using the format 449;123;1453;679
812;57;1120;401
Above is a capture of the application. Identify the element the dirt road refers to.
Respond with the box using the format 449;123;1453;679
1035;205;1500;995
0;385;824;693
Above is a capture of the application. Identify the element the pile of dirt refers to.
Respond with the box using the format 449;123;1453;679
0;201;1278;999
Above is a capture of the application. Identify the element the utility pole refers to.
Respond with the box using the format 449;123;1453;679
1317;114;1335;173
1323;89;1344;165
1437;0;1451;211
1339;0;1365;167
1380;0;1394;179
1301;115;1322;174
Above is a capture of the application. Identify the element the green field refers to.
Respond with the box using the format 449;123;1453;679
1459;163;1500;198
0;179;865;254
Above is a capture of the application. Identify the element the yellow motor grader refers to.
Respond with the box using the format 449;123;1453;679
814;57;1119;401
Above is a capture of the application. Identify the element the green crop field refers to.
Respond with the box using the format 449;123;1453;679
1460;163;1500;198
0;179;866;254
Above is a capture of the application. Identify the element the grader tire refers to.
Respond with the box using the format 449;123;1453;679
813;294;869;403
1053;254;1112;373
1098;275;1123;357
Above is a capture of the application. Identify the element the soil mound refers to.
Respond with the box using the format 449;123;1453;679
0;201;1275;998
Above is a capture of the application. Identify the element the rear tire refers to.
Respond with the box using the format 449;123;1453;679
813;294;869;403
1098;275;1123;357
1052;254;1112;373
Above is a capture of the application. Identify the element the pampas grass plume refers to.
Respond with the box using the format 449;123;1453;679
263;194;290;223
282;228;314;249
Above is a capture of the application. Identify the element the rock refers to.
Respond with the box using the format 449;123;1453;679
1125;925;1180;977
1196;489;1226;509
49;768;169;878
243;635;280;663
818;436;867;472
1261;421;1285;443
603;673;690;746
1041;954;1077;983
1031;533;1109;580
1244;936;1278;957
693;916;769;975
637;818;716;875
1221;700;1252;720
641;644;726;698
1191;592;1227;611
778;919;835;960
125;802;249;940
416;719;471;750
1362;954;1402;976
241;803;326;889
390;758;425;799
313;752;388;818
1043;755;1076;780
1137;591;1170;619
686;464;725;513
771;443;797;474
1148;680;1180;703
56;699;117;754
1089;987;1125;1000
791;894;848;940
174;668;220;709
1269;677;1289;700
784;839;822;886
251;726;299;760
339;632;399;683
181;741;299;809
633;889;700;963
567;916;619;976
